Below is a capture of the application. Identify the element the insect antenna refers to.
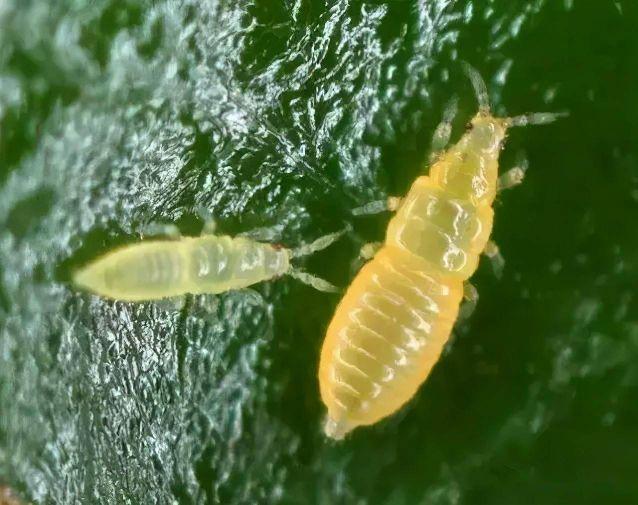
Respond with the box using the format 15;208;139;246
290;228;348;258
287;229;347;292
430;96;459;162
461;62;491;114
505;111;569;128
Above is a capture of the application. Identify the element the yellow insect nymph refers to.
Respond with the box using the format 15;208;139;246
73;226;344;301
318;65;566;439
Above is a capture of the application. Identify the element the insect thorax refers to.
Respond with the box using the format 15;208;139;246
189;236;289;291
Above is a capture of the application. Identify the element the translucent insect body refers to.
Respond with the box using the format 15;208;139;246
73;229;344;301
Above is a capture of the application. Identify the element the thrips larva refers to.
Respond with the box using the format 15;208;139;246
73;226;344;301
318;64;567;439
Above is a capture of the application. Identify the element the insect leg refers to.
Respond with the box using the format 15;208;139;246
429;96;458;163
458;281;479;320
360;242;383;260
349;241;383;276
290;228;347;258
289;268;340;293
236;287;267;307
483;240;505;279
497;167;525;192
139;222;181;239
196;206;217;235
351;196;402;216
497;154;528;192
154;295;188;312
238;223;285;242
189;293;220;316
201;220;217;235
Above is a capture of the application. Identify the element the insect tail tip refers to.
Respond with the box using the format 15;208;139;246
71;264;103;295
71;267;88;288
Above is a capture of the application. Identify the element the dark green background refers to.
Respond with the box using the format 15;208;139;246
1;0;637;503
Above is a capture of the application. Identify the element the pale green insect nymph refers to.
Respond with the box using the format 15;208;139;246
73;227;344;301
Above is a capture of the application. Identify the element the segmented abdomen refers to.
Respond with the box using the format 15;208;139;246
319;246;463;437
319;176;494;437
79;241;189;301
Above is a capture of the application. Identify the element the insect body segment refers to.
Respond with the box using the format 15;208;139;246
319;67;565;439
73;230;343;301
320;248;464;438
386;176;495;278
